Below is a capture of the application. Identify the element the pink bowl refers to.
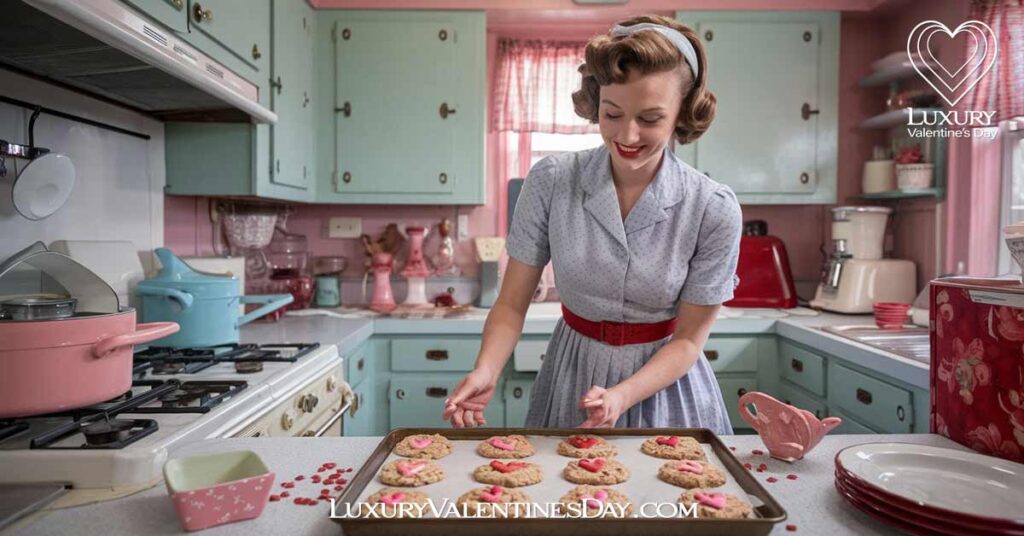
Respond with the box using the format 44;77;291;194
873;302;910;310
164;450;274;532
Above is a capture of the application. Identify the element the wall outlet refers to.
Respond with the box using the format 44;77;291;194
457;214;470;241
328;217;362;239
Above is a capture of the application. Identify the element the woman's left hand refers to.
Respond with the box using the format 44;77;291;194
578;385;629;428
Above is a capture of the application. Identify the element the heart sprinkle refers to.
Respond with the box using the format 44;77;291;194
581;489;609;508
694;492;727;510
578;458;606;473
787;474;798;480
396;460;427;477
488;437;517;451
786;524;798;531
410;437;433;449
490;461;528;474
655;436;680;447
568;436;599;449
480;485;503;503
378;492;406;505
676;460;704;474
767;477;778;483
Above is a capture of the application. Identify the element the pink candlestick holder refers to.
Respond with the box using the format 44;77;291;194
369;252;396;313
400;226;431;278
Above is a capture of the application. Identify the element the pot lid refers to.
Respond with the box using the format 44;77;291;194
137;248;239;298
0;242;120;315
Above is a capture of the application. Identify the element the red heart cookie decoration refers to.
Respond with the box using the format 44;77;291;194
578;458;605;472
480;485;503;503
656;436;679;447
568;436;599;449
490;461;528;474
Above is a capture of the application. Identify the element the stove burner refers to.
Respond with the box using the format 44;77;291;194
152;361;187;374
82;418;135;446
132;343;318;378
234;360;264;374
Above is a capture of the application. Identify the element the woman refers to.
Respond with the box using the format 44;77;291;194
442;14;741;432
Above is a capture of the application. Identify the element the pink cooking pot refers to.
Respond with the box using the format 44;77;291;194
0;309;178;418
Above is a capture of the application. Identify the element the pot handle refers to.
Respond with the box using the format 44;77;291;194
93;322;180;358
137;286;194;309
236;294;294;327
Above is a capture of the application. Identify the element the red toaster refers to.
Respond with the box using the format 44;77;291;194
725;235;798;309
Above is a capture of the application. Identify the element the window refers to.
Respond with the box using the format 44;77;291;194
528;132;604;167
997;119;1024;275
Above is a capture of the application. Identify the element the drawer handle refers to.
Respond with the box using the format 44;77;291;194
513;387;523;398
540;353;545;361
426;387;448;398
896;405;906;421
791;358;804;372
705;350;718;361
395;389;405;400
856;388;873;405
426;349;449;361
357;358;364;371
738;388;748;397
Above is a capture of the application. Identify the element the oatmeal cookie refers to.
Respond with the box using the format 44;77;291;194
361;488;431;518
556;434;618;458
472;460;543;487
455;485;531;518
677;489;753;519
640;435;706;460
476;434;535;458
562;457;629;485
393;433;452;460
656;460;726;488
556;485;633;518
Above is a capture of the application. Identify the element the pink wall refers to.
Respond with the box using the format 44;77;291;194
165;0;958;297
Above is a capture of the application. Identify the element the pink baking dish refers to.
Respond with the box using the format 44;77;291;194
164;450;275;532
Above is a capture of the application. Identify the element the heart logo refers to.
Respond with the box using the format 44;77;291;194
488;437;517;451
396;460;427;477
490;460;528;474
655;436;679;447
694;492;727;510
480;485;503;503
578;458;605;473
378;492;406;505
581;489;609;508
410;437;433;449
676;460;704;474
568;436;598;449
906;20;998;107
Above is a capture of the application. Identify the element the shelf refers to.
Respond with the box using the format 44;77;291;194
855;187;944;200
858;61;936;88
859;107;943;129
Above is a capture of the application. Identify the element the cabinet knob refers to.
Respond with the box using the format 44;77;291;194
439;173;448;184
896;405;906;421
791;358;804;372
303;92;310;108
704;30;713;41
439;102;456;119
439;29;448;41
342;171;352;183
705;350;718;361
800;172;810;184
856;388;873;405
426;349;449;361
341;28;351;40
251;44;261;61
281;411;294;430
513;387;523;399
192;3;212;23
327;375;338;392
801;102;820;121
395;388;405;400
803;30;813;42
337;101;351;117
171;0;183;10
357;358;364;371
738;387;748;397
270;76;282;95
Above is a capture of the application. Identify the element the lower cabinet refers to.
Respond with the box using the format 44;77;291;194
343;380;374;436
503;378;534;428
829;409;881;434
390;375;505;429
718;377;759;431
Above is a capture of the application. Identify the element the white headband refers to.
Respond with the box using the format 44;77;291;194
610;23;699;78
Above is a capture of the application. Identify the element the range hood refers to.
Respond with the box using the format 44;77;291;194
1;0;277;123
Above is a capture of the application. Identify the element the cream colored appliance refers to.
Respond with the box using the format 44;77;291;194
811;206;916;313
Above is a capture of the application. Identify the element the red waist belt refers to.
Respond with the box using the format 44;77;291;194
561;305;677;346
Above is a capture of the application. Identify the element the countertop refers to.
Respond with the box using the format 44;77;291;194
14;433;968;535
239;304;929;390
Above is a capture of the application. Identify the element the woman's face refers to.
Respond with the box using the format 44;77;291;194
598;67;684;174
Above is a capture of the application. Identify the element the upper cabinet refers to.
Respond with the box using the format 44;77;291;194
674;11;839;204
122;0;190;33
269;0;316;190
184;0;271;79
315;11;486;205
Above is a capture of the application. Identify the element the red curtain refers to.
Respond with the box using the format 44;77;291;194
961;2;1024;122
491;38;599;134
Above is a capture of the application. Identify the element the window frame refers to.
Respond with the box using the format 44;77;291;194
997;119;1024;275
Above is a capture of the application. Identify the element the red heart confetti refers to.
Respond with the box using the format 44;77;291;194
752;449;764;455
743;463;752;470
655;436;680;447
729;446;736;451
317;467;326;473
293;498;305;505
335;485;344;491
281;481;295;489
280;491;290;498
787;474;798;480
757;463;768;470
295;475;305;481
269;495;281;502
766;477;778;483
568;436;599;449
786;524;798;531
324;463;337;469
311;476;321;483
578;458;606;473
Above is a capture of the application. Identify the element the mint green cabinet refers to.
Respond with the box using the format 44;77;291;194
269;0;315;190
390;375;504;429
344;379;374;436
503;377;534;428
674;11;838;204
316;11;486;205
187;0;270;74
122;0;188;32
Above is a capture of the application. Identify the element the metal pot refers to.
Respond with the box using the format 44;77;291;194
137;248;293;347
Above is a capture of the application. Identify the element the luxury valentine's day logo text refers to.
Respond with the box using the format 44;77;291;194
904;20;999;139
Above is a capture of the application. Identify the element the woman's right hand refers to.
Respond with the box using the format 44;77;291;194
442;367;498;428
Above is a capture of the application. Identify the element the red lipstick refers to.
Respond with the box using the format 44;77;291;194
614;142;644;159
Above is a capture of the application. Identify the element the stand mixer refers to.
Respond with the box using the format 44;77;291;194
810;206;916;313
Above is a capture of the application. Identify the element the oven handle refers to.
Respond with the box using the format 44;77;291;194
312;398;353;437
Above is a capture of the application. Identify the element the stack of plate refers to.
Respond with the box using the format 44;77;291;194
834;443;1024;535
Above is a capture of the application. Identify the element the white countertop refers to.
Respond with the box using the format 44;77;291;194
13;433;968;536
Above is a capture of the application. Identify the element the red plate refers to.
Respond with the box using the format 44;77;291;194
835;471;1024;536
833;477;948;536
831;455;1024;528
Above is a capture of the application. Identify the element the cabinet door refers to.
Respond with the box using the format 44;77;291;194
503;378;533;428
270;0;314;189
718;377;758;430
122;0;189;33
334;20;456;195
690;20;819;195
187;0;269;72
343;381;373;436
390;375;504;429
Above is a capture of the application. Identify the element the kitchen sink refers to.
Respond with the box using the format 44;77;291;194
820;325;930;364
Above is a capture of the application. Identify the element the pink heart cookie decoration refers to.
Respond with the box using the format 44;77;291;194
396;460;427;477
378;492;406;505
656;436;680;447
581;489;609;508
488;437;517;451
676;460;704;474
480;485;503;503
694;492;727;510
410;437;433;449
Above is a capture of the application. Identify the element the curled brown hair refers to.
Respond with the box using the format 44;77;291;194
572;15;715;145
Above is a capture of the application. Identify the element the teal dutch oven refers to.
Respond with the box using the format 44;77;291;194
137;248;293;347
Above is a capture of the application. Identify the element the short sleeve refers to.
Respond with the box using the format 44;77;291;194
678;186;743;305
506;158;556;267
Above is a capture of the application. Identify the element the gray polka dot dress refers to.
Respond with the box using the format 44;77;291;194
507;144;742;433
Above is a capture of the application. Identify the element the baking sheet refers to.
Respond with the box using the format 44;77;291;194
354;434;763;518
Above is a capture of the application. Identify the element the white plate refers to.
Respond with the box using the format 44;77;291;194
12;153;76;220
836;442;1024;521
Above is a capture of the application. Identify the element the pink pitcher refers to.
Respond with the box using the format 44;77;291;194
738;391;842;462
369;252;397;313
